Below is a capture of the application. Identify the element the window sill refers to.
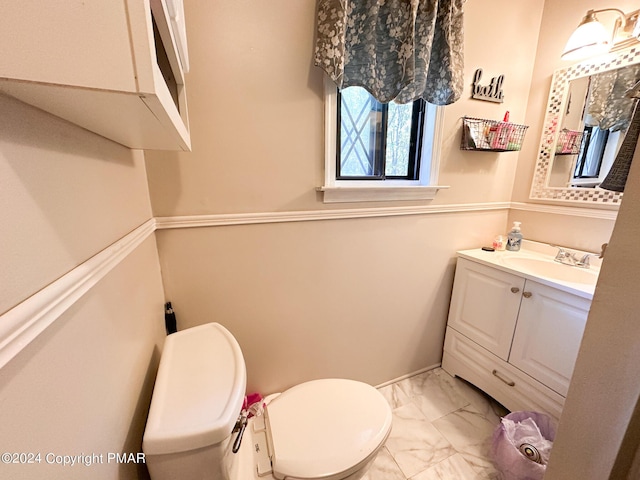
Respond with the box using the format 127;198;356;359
317;185;449;203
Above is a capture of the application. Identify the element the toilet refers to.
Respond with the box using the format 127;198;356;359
142;323;392;480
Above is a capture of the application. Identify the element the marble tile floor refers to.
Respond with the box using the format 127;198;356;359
363;367;510;480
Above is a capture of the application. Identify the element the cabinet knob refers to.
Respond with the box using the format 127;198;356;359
511;287;520;293
523;291;532;298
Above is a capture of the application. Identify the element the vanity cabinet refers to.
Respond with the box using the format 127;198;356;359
443;257;591;419
0;0;190;151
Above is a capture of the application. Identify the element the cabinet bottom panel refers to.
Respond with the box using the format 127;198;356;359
442;327;564;421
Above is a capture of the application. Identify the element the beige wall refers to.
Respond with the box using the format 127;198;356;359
545;134;640;480
146;0;543;214
0;95;154;315
0;237;165;480
156;210;507;393
1;0;639;478
145;0;544;393
0;94;166;479
506;209;614;253
435;0;544;206
515;2;640;476
510;0;640;253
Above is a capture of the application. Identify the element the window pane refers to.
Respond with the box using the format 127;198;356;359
575;126;607;178
385;101;413;177
339;87;383;177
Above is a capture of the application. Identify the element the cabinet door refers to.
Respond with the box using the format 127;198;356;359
448;258;525;360
509;280;590;396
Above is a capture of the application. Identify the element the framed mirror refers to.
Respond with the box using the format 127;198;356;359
530;46;640;205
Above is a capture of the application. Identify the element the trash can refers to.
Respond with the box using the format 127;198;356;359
491;411;556;480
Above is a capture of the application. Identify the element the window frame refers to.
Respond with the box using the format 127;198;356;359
319;76;448;203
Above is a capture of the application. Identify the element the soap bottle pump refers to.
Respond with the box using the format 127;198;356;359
506;222;523;251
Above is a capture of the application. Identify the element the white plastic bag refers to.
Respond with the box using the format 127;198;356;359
491;411;556;480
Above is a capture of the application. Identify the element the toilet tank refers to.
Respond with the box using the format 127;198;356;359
143;323;247;456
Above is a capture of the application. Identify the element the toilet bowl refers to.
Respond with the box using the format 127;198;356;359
142;323;392;480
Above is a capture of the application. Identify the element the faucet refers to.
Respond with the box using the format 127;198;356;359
575;253;598;268
552;246;599;268
575;243;608;268
553;247;578;266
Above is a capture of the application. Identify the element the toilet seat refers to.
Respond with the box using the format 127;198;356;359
262;378;392;480
142;323;392;480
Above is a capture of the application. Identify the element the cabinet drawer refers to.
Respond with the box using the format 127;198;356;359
442;327;564;420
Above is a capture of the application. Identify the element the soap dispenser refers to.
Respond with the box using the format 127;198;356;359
506;222;523;251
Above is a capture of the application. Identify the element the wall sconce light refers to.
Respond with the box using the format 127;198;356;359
561;8;640;61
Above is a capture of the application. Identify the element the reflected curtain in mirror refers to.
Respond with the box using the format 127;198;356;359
584;65;640;131
600;104;640;191
314;0;464;105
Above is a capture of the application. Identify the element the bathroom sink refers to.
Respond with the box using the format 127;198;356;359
501;256;599;285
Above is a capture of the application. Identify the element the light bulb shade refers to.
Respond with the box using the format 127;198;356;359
561;16;611;60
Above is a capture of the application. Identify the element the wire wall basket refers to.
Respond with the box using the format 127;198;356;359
555;128;583;155
461;116;529;152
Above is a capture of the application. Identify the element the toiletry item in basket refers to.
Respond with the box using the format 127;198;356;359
506;222;523;251
490;122;515;150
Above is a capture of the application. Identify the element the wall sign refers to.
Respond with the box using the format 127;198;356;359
472;68;504;103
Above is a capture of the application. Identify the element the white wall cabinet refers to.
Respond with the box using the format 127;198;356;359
0;0;190;151
443;257;591;419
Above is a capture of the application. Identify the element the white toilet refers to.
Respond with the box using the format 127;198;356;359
142;323;392;480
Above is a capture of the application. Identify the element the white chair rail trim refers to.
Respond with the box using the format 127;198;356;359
155;202;511;229
0;200;615;370
510;202;618;220
0;219;156;370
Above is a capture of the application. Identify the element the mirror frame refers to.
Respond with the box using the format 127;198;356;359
530;46;640;206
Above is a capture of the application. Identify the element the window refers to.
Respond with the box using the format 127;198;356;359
337;88;424;180
575;126;608;179
571;125;623;188
320;79;447;203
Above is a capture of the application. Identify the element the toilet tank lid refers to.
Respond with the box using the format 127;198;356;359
143;323;247;456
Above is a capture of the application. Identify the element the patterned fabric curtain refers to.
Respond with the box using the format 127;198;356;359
314;0;464;105
584;65;640;132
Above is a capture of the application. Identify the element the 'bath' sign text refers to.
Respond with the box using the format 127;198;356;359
472;68;504;103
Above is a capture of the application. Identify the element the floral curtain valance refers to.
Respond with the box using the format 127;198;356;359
314;0;465;105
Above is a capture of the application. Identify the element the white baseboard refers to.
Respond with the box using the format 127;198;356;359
375;363;442;389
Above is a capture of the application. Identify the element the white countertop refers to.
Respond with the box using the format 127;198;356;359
457;240;600;300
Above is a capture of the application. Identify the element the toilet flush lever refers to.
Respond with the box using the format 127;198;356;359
232;411;248;454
